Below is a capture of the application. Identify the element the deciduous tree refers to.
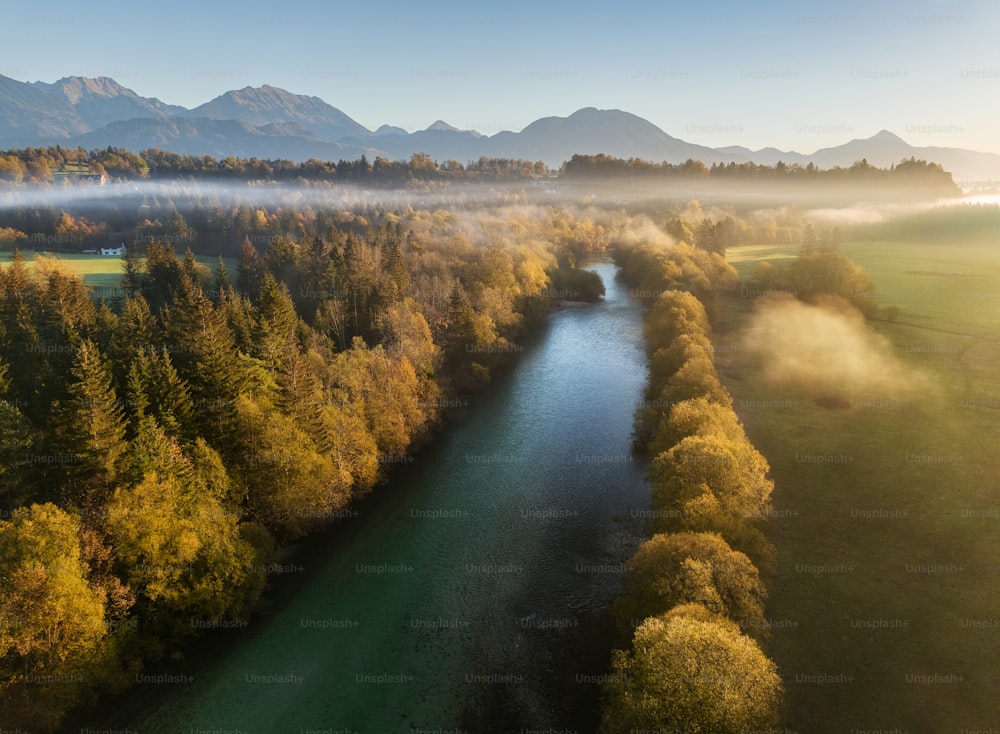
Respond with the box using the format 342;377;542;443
601;608;782;734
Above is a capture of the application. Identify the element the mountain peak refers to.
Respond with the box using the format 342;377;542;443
227;85;294;102
375;124;408;136
44;75;134;103
23;75;184;131
567;107;627;119
420;120;484;138
426;120;461;132
185;86;370;139
870;129;907;143
520;107;674;142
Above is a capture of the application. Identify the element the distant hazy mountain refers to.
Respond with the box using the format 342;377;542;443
33;76;184;130
71;117;370;161
811;131;1000;182
483;107;732;165
180;85;370;141
359;125;488;163
0;74;89;142
343;108;738;168
717;130;1000;182
0;74;185;144
3;74;1000;180
425;120;483;137
374;124;408;136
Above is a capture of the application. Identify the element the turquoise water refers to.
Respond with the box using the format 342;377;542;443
82;262;650;733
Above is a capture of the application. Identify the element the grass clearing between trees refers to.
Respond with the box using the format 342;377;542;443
0;249;236;294
717;238;1000;732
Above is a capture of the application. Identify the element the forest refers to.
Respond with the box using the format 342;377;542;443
0;144;961;191
563;152;961;192
0;198;613;729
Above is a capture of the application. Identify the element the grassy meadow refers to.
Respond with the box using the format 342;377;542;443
0;249;235;296
718;238;1000;731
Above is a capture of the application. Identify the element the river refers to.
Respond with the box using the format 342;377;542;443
80;260;650;734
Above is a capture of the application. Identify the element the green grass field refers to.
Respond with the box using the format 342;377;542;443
0;250;235;297
718;239;1000;732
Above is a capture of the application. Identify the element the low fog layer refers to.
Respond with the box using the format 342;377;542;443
0;179;542;215
803;194;993;226
739;296;934;399
0;178;992;219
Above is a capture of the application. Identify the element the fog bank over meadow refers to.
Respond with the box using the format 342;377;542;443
739;295;936;400
1;176;992;220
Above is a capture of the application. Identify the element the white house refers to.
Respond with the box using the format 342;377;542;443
99;237;127;256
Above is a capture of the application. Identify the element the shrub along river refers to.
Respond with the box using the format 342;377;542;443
81;261;650;733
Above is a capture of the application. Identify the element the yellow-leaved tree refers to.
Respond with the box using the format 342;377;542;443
601;605;783;734
0;503;107;730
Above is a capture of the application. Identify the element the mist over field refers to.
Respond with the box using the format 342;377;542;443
738;295;934;399
1;175;993;220
0;178;541;215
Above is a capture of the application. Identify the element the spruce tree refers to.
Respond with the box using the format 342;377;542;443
59;340;127;500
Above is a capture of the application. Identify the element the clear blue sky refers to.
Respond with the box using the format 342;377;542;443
6;0;999;153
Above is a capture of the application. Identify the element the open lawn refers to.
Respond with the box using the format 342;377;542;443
717;239;1000;732
0;249;236;297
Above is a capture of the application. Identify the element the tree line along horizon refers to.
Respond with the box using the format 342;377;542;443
0;174;887;730
0;144;960;190
0;147;964;262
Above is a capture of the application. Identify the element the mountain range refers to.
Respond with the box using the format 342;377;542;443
3;74;1000;181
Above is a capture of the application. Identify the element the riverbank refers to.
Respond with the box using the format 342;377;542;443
73;261;651;733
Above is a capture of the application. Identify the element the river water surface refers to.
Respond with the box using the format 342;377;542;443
84;261;650;733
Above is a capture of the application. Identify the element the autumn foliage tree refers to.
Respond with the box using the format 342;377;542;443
0;504;110;730
748;245;877;315
601;607;782;734
615;532;768;639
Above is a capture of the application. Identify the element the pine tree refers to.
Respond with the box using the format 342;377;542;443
219;288;258;354
0;398;32;509
58;340;127;498
120;245;145;298
181;248;201;283
92;301;118;357
141;241;183;314
148;348;196;440
0;250;44;418
236;238;265;303
381;236;408;304
213;256;232;298
256;273;300;370
161;277;243;449
445;282;476;355
276;347;324;438
125;358;150;427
